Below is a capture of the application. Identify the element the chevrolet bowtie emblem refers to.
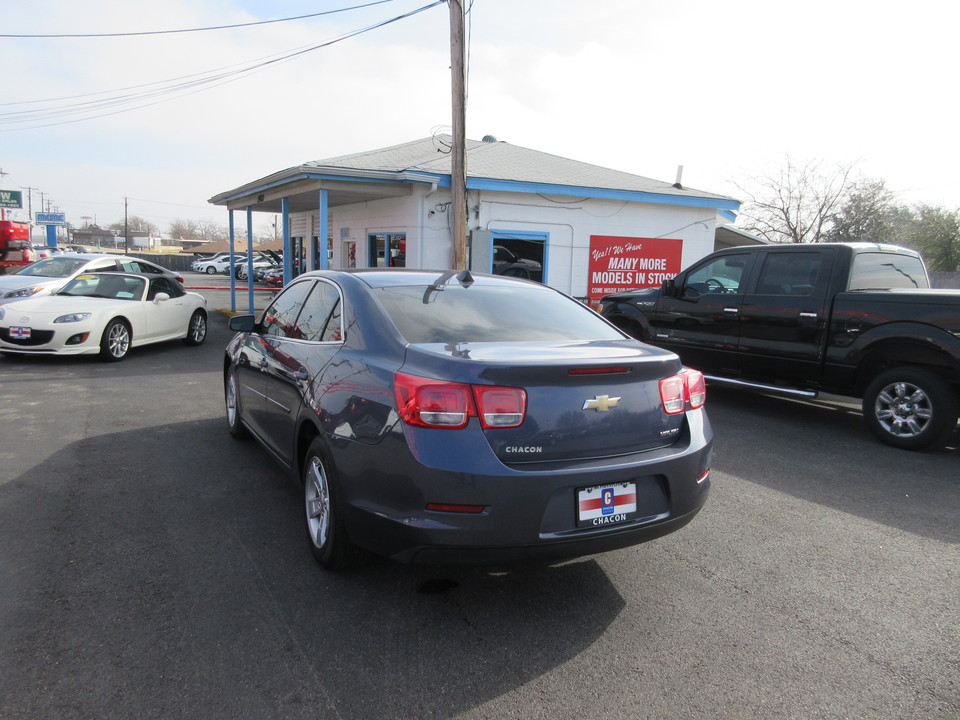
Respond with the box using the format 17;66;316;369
582;395;621;411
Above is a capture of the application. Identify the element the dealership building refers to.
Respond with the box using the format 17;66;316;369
208;135;742;302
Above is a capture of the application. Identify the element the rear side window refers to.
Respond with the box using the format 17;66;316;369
374;283;624;344
849;253;929;290
260;280;315;339
756;252;822;295
296;281;343;342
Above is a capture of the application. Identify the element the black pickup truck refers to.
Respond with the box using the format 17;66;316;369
599;242;960;450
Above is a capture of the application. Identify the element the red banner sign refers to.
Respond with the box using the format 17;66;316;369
588;236;683;303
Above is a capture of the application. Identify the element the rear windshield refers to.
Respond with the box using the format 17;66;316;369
848;252;929;290
374;283;624;344
15;257;89;278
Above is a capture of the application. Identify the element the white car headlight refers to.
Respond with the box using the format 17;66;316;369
54;313;93;323
4;285;44;299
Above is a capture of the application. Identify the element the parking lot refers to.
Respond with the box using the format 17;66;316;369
0;275;957;720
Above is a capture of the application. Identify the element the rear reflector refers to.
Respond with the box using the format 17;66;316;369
426;503;486;514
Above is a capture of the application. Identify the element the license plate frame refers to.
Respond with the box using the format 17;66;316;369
576;482;638;528
9;326;32;340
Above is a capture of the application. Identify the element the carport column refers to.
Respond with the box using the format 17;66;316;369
246;207;255;314
228;210;236;312
319;189;329;270
282;197;292;285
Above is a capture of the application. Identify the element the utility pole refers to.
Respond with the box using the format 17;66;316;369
449;0;467;270
123;196;129;255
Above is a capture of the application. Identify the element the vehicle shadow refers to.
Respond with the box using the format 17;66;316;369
705;385;959;544
0;417;626;719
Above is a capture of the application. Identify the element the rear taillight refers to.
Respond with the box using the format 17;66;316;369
473;386;526;428
394;373;526;429
659;368;706;415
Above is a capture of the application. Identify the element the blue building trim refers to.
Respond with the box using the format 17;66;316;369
212;171;739;213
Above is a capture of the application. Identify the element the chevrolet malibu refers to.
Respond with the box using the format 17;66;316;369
224;269;712;570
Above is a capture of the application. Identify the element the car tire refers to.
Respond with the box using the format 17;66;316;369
205;266;216;275
303;438;366;570
99;319;131;362
862;367;958;450
225;368;249;439
183;310;207;346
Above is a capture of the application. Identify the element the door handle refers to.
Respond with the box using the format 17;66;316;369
723;307;739;314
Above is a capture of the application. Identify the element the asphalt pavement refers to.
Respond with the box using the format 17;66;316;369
0;278;957;720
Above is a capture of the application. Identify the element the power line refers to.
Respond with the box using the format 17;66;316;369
0;0;446;132
0;0;400;38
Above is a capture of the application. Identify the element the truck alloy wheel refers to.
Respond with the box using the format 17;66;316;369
863;368;958;450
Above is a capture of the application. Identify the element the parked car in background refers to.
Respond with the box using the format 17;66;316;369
0;272;207;360
224;269;712;570
0;253;181;306
195;255;246;275
235;252;280;280
492;245;542;280
190;252;232;272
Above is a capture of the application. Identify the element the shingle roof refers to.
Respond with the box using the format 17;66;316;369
303;135;733;202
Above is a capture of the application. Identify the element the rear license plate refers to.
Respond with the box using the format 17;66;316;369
10;326;31;339
576;482;638;528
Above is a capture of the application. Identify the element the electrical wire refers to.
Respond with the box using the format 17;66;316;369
0;0;401;38
0;0;445;132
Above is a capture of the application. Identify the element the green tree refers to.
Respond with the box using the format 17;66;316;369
906;205;960;272
825;179;913;244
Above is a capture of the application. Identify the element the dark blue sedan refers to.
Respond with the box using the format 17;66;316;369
224;269;712;569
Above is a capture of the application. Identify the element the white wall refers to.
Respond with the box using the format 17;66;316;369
290;186;717;296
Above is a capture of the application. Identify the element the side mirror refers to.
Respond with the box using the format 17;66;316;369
228;314;256;332
661;278;677;297
153;292;170;303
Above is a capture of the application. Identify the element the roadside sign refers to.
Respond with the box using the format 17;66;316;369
36;211;67;225
0;190;23;209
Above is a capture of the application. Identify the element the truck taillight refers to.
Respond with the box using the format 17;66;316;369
659;368;706;414
394;372;526;429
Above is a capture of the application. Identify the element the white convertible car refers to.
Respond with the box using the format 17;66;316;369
0;272;207;361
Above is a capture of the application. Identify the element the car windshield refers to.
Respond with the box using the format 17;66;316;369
374;282;624;344
13;257;90;278
58;274;145;300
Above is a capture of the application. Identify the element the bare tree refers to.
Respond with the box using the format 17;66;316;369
198;220;228;242
108;215;159;237
735;158;857;243
168;218;199;239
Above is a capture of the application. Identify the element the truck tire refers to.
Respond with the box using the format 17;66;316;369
863;367;958;450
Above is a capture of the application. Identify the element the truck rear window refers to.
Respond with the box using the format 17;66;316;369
848;253;929;290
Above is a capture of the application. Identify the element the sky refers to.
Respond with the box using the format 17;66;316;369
2;0;958;237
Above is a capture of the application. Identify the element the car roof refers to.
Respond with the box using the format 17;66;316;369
296;268;544;290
